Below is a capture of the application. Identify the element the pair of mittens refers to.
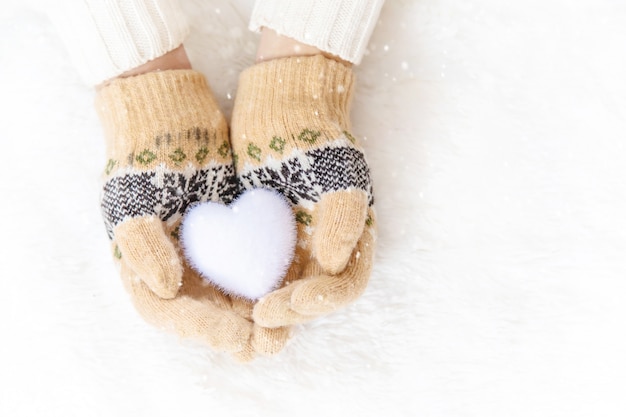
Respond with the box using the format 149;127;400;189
97;55;375;361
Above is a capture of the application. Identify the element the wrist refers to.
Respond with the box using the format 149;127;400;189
98;45;192;89
256;28;351;67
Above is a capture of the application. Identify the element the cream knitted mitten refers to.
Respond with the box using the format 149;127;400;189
97;70;289;359
230;55;376;327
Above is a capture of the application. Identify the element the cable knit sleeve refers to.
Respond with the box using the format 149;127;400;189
48;0;189;85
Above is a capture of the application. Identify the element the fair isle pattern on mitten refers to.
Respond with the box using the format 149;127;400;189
102;162;238;239
231;55;376;327
238;142;374;209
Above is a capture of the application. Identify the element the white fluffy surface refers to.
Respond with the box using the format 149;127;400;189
1;0;626;416
181;188;296;300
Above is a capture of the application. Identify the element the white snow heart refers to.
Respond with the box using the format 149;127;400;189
180;188;297;300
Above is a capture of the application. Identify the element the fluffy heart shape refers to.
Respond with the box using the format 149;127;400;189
180;188;296;300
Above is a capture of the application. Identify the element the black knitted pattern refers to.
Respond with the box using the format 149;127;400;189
239;146;374;207
101;164;238;239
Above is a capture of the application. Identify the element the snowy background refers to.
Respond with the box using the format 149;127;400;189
1;0;626;415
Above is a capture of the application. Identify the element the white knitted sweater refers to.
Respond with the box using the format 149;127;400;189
49;0;384;85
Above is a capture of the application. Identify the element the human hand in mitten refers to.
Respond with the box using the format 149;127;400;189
230;55;376;327
97;70;289;359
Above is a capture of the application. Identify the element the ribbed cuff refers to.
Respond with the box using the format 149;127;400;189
235;55;355;139
249;0;385;65
96;70;228;172
49;0;189;85
230;55;358;175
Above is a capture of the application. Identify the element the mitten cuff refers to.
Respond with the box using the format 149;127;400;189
96;70;230;174
233;55;355;147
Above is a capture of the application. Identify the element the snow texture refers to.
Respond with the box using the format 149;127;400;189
181;188;296;300
1;0;626;416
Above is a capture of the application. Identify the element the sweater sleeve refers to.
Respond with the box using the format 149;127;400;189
249;0;385;65
48;0;189;85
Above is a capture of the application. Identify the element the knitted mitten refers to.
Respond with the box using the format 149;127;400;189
230;55;376;327
97;70;289;359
